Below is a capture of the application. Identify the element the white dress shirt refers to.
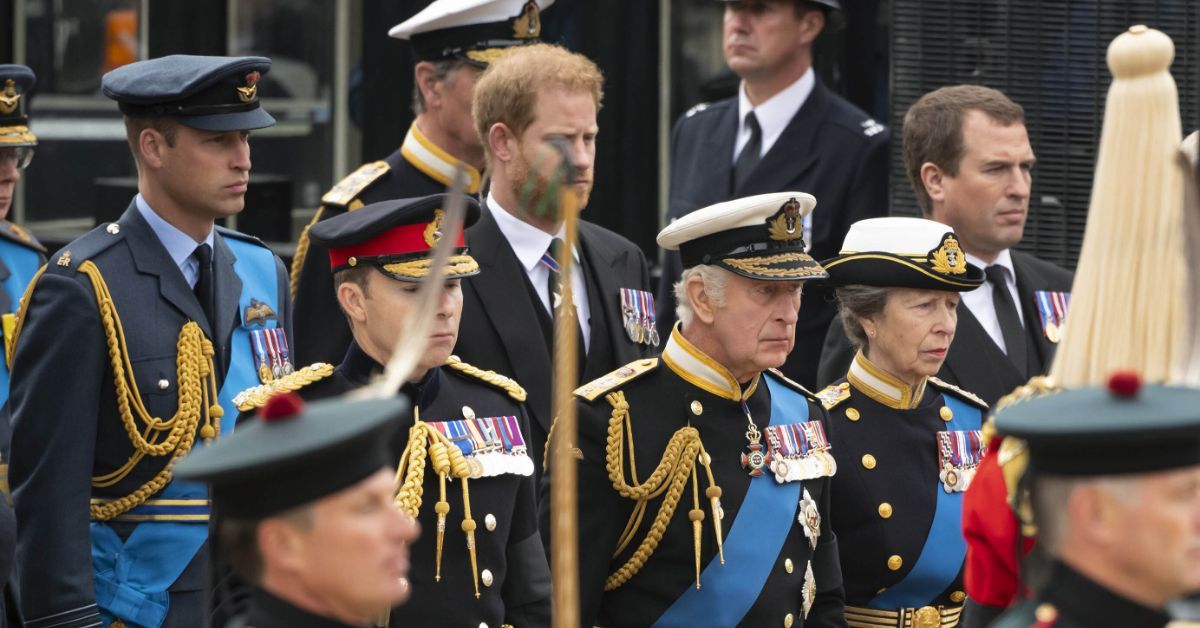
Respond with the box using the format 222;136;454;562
960;249;1024;353
135;193;215;289
487;191;592;352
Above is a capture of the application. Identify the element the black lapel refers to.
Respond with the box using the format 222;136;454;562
465;205;554;430
578;223;640;368
696;101;740;202
121;204;213;338
211;233;244;350
942;301;1023;405
1012;252;1057;372
0;255;12;312
734;79;827;196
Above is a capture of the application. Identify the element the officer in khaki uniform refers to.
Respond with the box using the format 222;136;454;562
242;194;551;628
548;192;846;627
8;56;290;628
291;0;553;367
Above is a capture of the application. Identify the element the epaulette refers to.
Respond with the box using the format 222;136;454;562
814;382;851;410
929;376;988;410
574;358;658;402
683;102;711;118
215;225;270;248
0;220;46;254
321;161;390;207
445;355;527;402
766;367;819;402
232;362;335;412
50;223;126;271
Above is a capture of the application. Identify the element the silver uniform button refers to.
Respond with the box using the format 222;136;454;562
106;223;120;235
481;568;494;587
462;405;476;420
485;513;497;531
157;379;170;390
479;623;489;628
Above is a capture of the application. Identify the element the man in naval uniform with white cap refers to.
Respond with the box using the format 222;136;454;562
291;0;553;368
545;192;847;627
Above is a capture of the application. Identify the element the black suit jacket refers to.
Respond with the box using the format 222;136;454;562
817;250;1074;406
455;204;654;483
657;78;891;388
9;204;290;627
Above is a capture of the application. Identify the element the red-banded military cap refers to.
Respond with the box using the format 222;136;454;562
307;194;482;282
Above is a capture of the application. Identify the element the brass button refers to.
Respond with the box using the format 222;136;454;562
157;378;170;390
691;400;703;416
481;569;494;587
845;407;860;421
485;513;497;531
106;223;121;235
348;256;358;267
913;606;940;628
839;382;849;389
784;558;794;574
640;359;655;366
887;554;903;571
462;405;476;420
939;406;953;421
877;502;893;519
861;454;877;469
1035;603;1058;623
783;612;794;628
950;590;966;603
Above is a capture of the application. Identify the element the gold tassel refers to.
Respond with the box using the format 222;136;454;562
689;466;704;589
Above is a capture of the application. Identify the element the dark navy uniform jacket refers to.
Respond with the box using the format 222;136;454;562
291;125;482;367
819;353;988;617
992;561;1172;628
8;204;290;628
657;78;891;389
546;329;846;627
456;202;654;487
818;250;1074;406
300;342;551;628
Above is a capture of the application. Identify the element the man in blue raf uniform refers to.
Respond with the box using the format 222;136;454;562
990;375;1200;628
8;55;290;628
240;194;551;628
657;0;891;389
291;0;553;367
175;393;420;628
0;62;46;628
551;192;846;627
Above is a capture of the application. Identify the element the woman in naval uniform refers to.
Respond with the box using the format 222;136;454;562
816;217;987;628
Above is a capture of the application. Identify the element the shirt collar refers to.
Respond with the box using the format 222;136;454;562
400;122;482;194
661;323;760;401
135;193;214;269
737;67;815;151
967;248;1015;285
847;350;928;410
486;190;578;272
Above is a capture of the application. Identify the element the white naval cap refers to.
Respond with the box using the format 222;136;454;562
657;192;827;282
389;0;555;66
821;217;985;290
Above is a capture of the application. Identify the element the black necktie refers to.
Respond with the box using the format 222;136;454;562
985;264;1027;377
733;111;762;189
193;243;215;328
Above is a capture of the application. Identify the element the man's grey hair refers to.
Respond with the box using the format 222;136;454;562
674;265;730;327
412;59;468;116
1032;474;1142;555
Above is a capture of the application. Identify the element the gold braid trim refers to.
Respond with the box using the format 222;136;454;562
289;205;326;299
6;263;47;370
393;411;482;596
70;261;221;521
232;362;335;411
721;253;825;278
446;355;527;402
602;391;722;591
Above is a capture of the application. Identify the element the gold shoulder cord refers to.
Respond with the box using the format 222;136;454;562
603;391;724;591
6;264;47;370
445;356;528;402
289;199;365;298
393;407;484;599
11;261;222;521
